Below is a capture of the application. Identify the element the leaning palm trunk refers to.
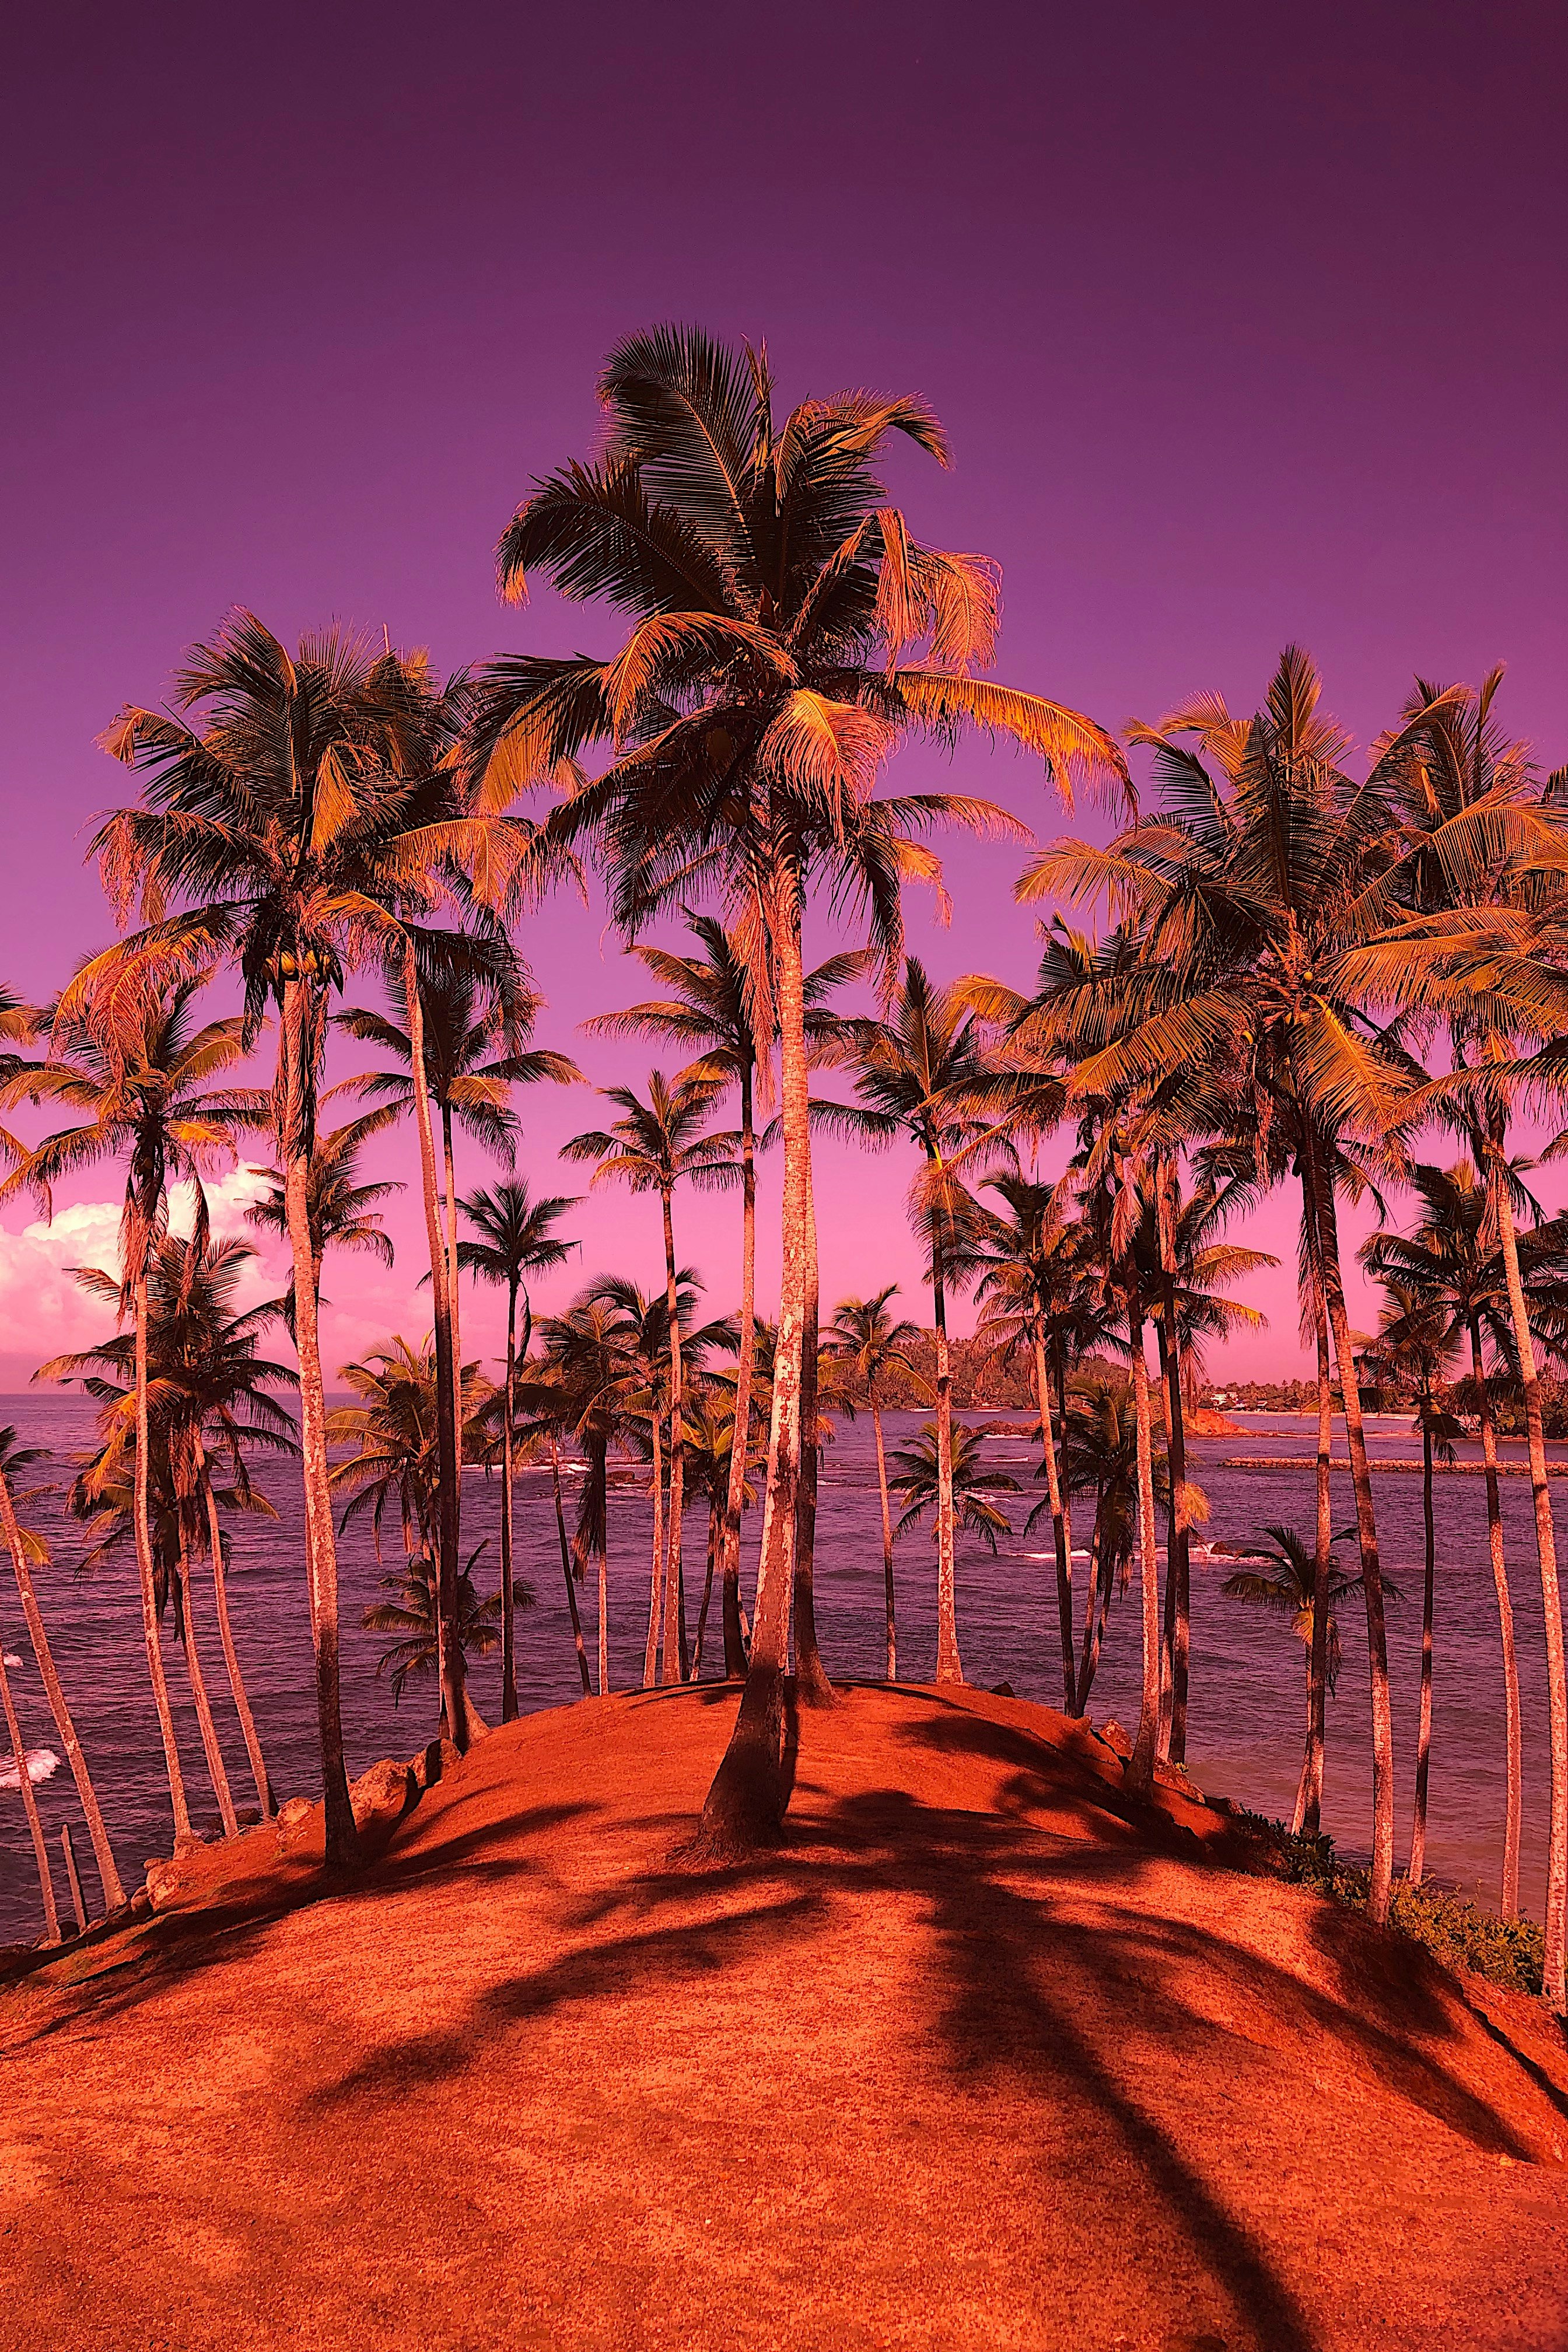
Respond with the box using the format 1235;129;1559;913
1306;1133;1395;1923
0;1633;59;1941
0;1467;125;1908
792;1168;833;1706
660;1191;688;1685
1154;1158;1191;1765
1076;1503;1112;1713
872;1392;897;1679
695;850;808;1856
693;1499;722;1675
499;1284;519;1722
1296;1300;1335;1838
1490;1143;1567;2005
1031;1326;1074;1714
280;978;356;1867
719;1068;757;1678
441;1103;466;1569
197;1452;272;1818
1408;1402;1437;1885
550;1439;592;1696
929;1208;962;1684
174;1532;238;1836
132;1268;192;1843
1469;1317;1522;1917
1124;1293;1163;1798
403;949;466;1747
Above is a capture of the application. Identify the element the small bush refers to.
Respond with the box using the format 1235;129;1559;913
1234;1812;1547;2000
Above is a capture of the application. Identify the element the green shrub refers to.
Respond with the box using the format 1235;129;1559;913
1233;1812;1547;2000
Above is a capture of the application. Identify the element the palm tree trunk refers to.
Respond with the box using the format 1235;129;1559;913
1077;1503;1111;1712
1470;1316;1522;1917
1125;1291;1163;1798
930;1210;963;1685
1154;1158;1191;1765
1297;1292;1334;1838
695;847;807;1856
1408;1405;1437;1887
402;946;466;1749
589;1442;610;1698
550;1438;592;1696
0;1634;59;1941
660;1189;688;1685
500;1283;519;1723
280;978;357;1868
644;1400;665;1687
1032;1329;1074;1714
793;1160;833;1706
175;1528;238;1836
130;1268;192;1842
1305;1135;1395;1924
720;1065;757;1678
694;1499;720;1676
197;1455;272;1819
872;1394;897;1680
1490;1146;1567;2006
440;1103;466;1579
0;1467;125;1907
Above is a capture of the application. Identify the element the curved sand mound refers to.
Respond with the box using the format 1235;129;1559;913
2;1682;1565;2351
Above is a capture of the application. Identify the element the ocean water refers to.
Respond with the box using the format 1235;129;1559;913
1;1395;1564;1944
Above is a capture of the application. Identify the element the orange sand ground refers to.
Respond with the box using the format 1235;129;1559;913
2;1682;1566;2351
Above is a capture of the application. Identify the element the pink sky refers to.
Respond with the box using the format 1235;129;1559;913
2;2;1564;1388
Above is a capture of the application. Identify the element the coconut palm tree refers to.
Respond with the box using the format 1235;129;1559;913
1360;1157;1568;1915
563;1072;737;1684
816;958;1050;1685
83;616;565;1853
1056;1376;1188;1718
531;1289;643;1696
40;1224;297;1825
888;1422;1021;1555
1222;1524;1378;1828
0;1429;124;1909
681;1388;757;1679
247;1103;403;1326
0;974;251;1845
363;1542;509;1709
1015;648;1475;1917
327;1336;495;1741
468;324;1125;1854
456;1182;580;1721
821;1287;926;1679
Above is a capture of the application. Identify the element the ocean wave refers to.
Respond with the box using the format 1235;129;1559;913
2;1653;20;1668
0;1748;60;1791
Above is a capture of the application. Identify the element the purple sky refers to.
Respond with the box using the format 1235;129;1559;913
2;1;1564;1388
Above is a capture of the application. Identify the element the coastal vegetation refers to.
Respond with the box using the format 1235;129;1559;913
1;324;1566;2022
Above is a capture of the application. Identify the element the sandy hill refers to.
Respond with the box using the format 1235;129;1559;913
2;1682;1565;2351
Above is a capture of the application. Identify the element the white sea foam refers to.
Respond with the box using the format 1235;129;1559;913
0;1748;60;1791
2;1652;20;1668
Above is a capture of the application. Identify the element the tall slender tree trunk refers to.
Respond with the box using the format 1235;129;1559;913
930;1211;963;1684
720;1066;757;1678
0;1468;124;1907
280;978;357;1868
1076;1502;1111;1713
196;1450;272;1819
174;1530;239;1836
1408;1406;1437;1887
441;1104;465;1569
1154;1159;1191;1765
403;947;466;1748
1297;1291;1334;1838
132;1269;191;1842
695;848;807;1856
872;1394;897;1680
694;1499;721;1676
500;1284;519;1723
550;1439;592;1696
660;1191;687;1685
1032;1328;1074;1714
1125;1292;1163;1798
1470;1317;1522;1917
0;1634;59;1941
793;1161;833;1706
644;1402;666;1687
1306;1135;1395;1923
589;1445;610;1698
1490;1145;1567;2006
